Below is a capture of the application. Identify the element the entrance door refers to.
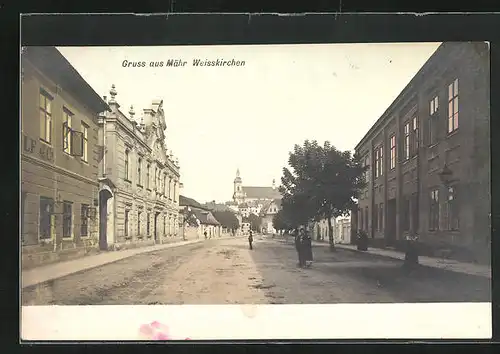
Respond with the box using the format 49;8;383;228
99;190;112;251
386;198;397;245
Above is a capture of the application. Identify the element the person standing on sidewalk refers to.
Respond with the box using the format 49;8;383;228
296;228;306;267
303;230;313;268
248;230;254;250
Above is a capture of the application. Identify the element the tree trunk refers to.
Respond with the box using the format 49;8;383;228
327;214;335;251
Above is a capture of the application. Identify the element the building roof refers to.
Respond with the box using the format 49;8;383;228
242;186;281;199
179;195;204;209
211;210;240;229
192;208;220;226
260;198;282;215
22;47;110;114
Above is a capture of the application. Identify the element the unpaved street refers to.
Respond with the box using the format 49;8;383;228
22;236;490;305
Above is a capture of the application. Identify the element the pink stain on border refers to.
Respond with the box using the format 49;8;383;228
139;321;191;340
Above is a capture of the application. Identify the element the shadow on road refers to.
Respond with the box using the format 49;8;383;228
248;239;491;303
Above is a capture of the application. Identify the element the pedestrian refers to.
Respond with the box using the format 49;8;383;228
303;231;313;268
248;230;253;250
295;228;306;267
204;231;207;239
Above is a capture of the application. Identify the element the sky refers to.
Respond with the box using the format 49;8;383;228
58;42;441;204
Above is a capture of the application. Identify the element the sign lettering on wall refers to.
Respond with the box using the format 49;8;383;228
22;134;54;162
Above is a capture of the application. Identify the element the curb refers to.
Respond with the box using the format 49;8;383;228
22;239;205;289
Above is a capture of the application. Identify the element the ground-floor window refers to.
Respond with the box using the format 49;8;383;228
124;209;129;237
364;207;368;231
81;204;89;237
445;186;459;230
164;216;167;235
429;188;439;231
373;205;379;231
39;196;54;240
147;213;150;235
63;201;73;238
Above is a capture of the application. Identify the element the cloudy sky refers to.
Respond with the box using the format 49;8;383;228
58;42;441;203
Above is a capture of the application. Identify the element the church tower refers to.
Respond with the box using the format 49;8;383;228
233;168;244;204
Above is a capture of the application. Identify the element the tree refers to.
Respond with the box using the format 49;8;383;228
247;213;262;232
272;209;291;232
280;140;366;250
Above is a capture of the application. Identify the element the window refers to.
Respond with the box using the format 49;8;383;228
137;158;142;185
402;197;410;232
138;211;141;235
411;193;419;233
81;204;89;237
411;116;419;157
39;197;54;240
375;146;383;178
448;79;459;133
154;168;157;190
124;150;130;180
429;188;439;231
39;90;53;143
81;124;89;162
163;175;167;194
146;165;150;189
389;135;396;169
164;216;167;235
169;178;172;199
147;213;151;235
403;122;410;161
446;186;459;230
63;201;73;238
379;203;384;231
429;96;439;145
373;205;378;231
62;108;73;154
124;210;129;237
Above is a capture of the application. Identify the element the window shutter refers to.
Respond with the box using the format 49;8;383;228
71;130;84;156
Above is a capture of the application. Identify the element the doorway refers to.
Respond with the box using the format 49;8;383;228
154;212;160;242
386;198;397;245
99;189;112;251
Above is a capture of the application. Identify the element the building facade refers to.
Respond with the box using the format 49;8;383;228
97;85;181;250
21;47;109;268
260;199;282;234
354;42;490;259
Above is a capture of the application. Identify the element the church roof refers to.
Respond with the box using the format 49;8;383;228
242;186;281;199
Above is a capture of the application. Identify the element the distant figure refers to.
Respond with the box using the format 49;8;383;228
295;229;306;267
204;231;207;239
248;231;253;250
303;231;313;268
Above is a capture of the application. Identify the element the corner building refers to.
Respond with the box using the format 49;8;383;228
354;42;490;260
20;47;109;268
97;85;181;249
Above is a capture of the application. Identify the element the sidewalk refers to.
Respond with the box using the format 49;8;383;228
313;242;491;279
22;239;205;289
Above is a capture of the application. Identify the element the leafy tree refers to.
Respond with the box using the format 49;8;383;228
272;209;290;232
280;140;366;250
247;213;262;232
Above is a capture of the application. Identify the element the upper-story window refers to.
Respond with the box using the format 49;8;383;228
403;122;410;161
124;150;130;180
411;116;419;157
448;78;459;133
62;108;73;154
81;123;88;162
146;164;151;189
163;174;167;194
374;145;383;178
429;95;439;146
39;90;53;144
389;135;396;170
137;158;142;185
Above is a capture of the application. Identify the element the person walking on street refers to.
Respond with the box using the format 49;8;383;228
303;230;313;268
296;228;307;267
248;231;253;250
